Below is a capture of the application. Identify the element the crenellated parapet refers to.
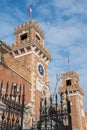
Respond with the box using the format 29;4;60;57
14;20;44;38
10;20;51;64
58;71;84;95
10;20;44;48
61;71;79;87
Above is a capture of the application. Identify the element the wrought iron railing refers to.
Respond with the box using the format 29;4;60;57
0;81;25;130
32;91;72;130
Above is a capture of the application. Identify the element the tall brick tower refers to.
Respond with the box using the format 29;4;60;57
58;71;87;130
10;20;51;119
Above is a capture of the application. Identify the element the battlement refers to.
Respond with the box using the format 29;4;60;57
61;71;79;80
58;71;84;96
10;20;51;62
61;71;79;87
14;20;44;38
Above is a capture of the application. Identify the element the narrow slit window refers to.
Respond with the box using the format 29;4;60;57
36;34;40;40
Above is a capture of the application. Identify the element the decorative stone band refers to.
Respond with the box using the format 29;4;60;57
10;44;51;63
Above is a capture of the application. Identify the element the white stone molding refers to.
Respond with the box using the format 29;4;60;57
43;56;47;61
18;49;21;55
40;53;44;58
14;51;39;58
30;46;36;51
45;59;50;65
36;78;44;92
24;47;28;53
12;52;16;57
37;50;40;55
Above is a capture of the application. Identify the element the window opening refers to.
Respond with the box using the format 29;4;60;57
21;33;27;40
66;79;71;86
36;34;40;40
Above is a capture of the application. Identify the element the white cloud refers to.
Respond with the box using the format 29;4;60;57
39;21;83;49
52;0;87;15
0;6;28;44
37;0;87;98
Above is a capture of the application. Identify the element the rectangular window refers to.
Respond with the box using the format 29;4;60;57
66;79;71;86
21;33;27;40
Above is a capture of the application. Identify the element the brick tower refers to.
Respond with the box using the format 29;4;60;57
10;20;51;120
58;71;87;130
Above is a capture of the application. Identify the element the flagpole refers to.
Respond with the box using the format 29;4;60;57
28;6;33;21
68;55;70;72
30;11;32;21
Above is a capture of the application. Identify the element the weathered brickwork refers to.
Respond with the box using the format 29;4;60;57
58;71;87;130
0;20;51;124
1;19;87;130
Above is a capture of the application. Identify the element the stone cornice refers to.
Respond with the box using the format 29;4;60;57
10;43;51;61
58;85;84;95
0;40;11;53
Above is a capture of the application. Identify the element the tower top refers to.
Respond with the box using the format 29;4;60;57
14;20;44;38
10;20;51;62
61;71;79;80
58;71;84;95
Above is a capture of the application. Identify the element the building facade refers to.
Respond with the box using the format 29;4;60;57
0;20;51;128
1;19;87;130
58;71;87;130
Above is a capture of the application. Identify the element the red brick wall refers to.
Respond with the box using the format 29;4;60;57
0;64;31;104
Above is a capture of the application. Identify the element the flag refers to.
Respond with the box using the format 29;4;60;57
28;8;32;13
28;3;33;13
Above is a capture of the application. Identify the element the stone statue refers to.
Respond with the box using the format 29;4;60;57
62;93;67;110
41;83;50;107
24;103;32;128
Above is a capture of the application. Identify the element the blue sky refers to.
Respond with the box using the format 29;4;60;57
0;0;87;108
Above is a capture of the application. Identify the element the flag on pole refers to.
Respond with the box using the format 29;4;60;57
28;8;32;13
28;3;33;13
27;3;33;20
